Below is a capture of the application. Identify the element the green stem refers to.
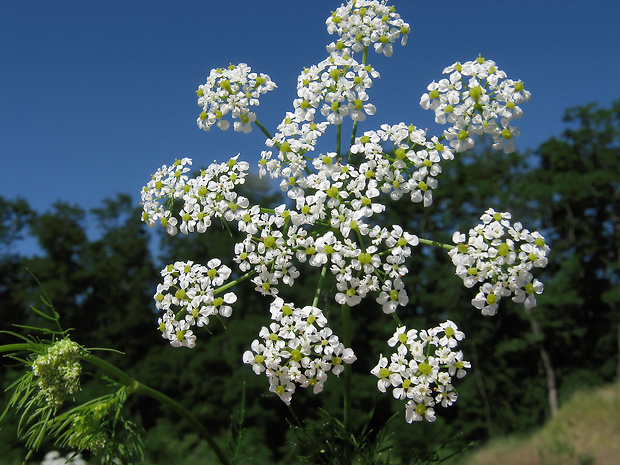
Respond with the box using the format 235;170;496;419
0;343;36;355
392;313;404;327
312;264;329;308
341;303;352;464
253;119;273;140
418;237;455;250
336;124;342;159
346;47;369;163
82;353;232;465
286;404;303;428
214;268;256;295
346;46;370;163
349;120;359;162
0;342;232;465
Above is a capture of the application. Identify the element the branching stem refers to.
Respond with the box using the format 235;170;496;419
83;353;232;465
418;237;455;250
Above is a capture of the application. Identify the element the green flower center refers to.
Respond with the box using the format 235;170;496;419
498;243;510;256
290;349;302;362
264;235;276;248
419;362;432;375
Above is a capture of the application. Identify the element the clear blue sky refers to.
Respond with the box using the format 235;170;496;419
2;0;619;216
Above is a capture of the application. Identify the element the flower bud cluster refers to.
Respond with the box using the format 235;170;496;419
32;338;82;408
154;259;237;348
196;63;276;133
448;208;549;315
63;389;142;462
371;321;470;422
326;0;410;58
243;297;356;405
420;56;531;153
141;156;250;236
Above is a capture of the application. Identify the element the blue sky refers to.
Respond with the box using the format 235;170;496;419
2;0;620;218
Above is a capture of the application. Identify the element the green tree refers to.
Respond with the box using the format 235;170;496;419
523;98;620;394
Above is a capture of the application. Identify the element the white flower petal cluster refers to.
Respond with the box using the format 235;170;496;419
243;297;356;405
420;56;531;153
32;338;82;408
371;321;469;423
448;208;550;315
196;63;276;133
234;156;420;313
351;123;453;206
261;55;379;180
141;156;250;236
154;259;237;348
326;0;410;58
140;0;541;417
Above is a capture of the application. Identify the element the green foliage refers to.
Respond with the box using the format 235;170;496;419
49;386;145;465
289;408;397;465
1;99;619;463
444;382;620;465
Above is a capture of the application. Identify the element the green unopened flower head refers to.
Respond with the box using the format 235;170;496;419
32;338;83;408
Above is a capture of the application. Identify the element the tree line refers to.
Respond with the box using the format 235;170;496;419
1;99;618;464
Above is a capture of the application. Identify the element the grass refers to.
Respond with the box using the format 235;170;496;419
3;382;618;465
445;382;620;465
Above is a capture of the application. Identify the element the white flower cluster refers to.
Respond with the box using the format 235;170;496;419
448;208;549;316
326;0;410;57
233;154;421;314
371;321;470;422
261;1;409;182
262;120;451;210
297;55;379;126
140;0;543;417
243;297;356;405
32;338;82;408
420;56;531;153
141;156;250;236
351;123;454;206
154;259;237;348
196;63;276;133
261;55;379;181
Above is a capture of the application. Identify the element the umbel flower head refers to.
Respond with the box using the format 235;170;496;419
243;297;356;405
372;321;470;422
141;156;250;236
32;338;83;408
139;0;543;419
326;0;410;57
40;451;86;465
154;259;237;348
420;55;531;153
196;63;276;133
448;208;549;315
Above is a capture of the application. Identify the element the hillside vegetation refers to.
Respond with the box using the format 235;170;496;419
448;383;620;465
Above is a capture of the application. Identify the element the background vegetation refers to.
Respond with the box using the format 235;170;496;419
1;98;619;464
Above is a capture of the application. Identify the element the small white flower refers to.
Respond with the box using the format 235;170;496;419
449;209;549;315
373;323;469;422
